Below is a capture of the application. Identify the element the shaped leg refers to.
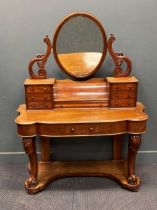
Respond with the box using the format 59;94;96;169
127;134;141;185
22;137;38;190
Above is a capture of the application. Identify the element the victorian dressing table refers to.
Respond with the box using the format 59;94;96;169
15;13;148;194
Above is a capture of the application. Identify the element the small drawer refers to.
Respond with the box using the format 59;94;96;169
65;124;112;135
110;99;136;108
111;83;137;91
27;94;52;101
27;101;53;110
26;85;51;93
111;91;136;99
65;125;102;135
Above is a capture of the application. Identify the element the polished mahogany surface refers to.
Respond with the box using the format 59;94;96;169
57;52;102;77
15;12;148;194
16;103;147;127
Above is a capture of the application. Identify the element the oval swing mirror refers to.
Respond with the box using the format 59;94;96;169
53;12;107;80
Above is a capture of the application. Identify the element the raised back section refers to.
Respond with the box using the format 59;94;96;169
24;77;138;110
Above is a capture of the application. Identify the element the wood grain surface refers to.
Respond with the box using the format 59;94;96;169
24;160;141;194
16;102;148;125
58;52;102;77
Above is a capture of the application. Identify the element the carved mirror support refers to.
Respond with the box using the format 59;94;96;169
107;34;132;77
28;35;52;79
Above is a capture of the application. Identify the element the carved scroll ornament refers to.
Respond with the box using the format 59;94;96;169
28;35;52;79
108;34;132;77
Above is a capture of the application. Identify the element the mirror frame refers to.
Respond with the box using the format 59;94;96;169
53;12;107;80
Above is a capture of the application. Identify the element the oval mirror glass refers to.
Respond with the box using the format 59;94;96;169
53;13;107;79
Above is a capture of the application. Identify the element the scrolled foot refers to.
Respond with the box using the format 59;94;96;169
128;174;138;185
25;176;38;188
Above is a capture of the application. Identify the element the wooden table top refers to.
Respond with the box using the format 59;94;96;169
15;102;148;125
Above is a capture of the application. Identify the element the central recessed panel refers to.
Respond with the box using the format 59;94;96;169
53;13;107;79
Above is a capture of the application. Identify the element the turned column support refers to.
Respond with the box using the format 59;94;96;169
113;135;123;160
22;137;38;189
127;134;141;185
40;136;51;162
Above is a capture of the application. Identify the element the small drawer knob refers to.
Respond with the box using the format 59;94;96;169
89;127;94;131
31;96;35;99
129;85;132;89
128;101;131;105
44;96;47;99
128;93;131;97
71;128;75;132
115;101;118;105
43;87;47;91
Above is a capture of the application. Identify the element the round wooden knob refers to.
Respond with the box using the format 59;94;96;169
128;93;131;97
43;87;47;91
31;96;35;99
44;96;47;99
128;101;131;105
71;128;75;132
115;101;118;105
89;127;94;131
129;85;132;89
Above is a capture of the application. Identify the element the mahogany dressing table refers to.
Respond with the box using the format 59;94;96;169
15;12;148;194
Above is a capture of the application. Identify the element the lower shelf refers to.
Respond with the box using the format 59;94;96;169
25;160;141;194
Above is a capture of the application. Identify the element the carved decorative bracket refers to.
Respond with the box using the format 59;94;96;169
28;35;52;79
108;34;132;77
